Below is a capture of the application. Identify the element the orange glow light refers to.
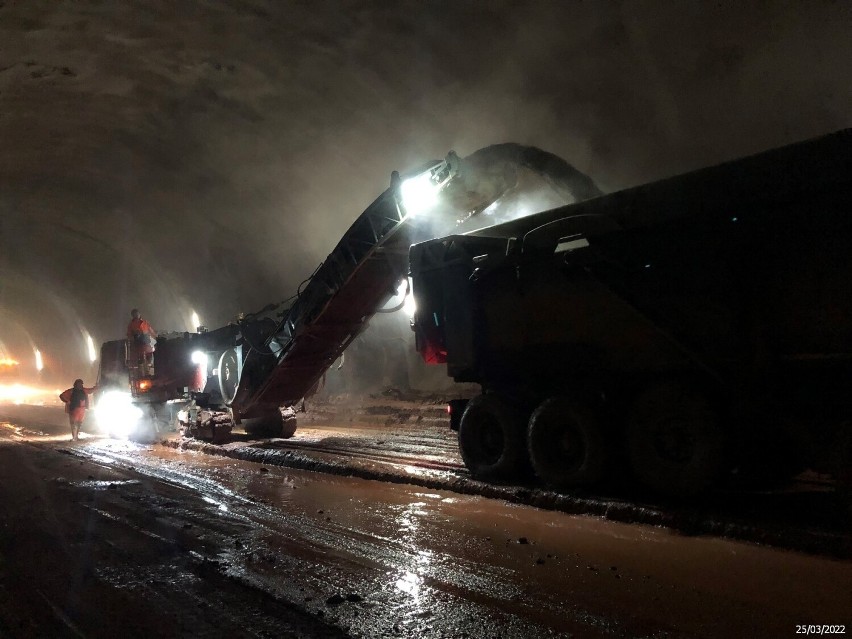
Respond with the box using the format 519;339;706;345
0;383;59;404
0;358;19;367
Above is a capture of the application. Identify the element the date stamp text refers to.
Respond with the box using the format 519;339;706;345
796;626;846;635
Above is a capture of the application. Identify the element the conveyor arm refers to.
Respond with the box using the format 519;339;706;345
231;159;457;417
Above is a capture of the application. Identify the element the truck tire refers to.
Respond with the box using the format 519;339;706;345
527;397;606;489
458;394;527;481
626;382;725;497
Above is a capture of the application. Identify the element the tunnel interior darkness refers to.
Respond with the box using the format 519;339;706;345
1;1;849;383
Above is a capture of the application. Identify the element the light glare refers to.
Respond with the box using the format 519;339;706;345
394;279;416;317
400;173;439;216
191;350;208;367
403;281;416;317
191;311;200;331
94;391;142;437
86;334;97;362
34;349;43;372
0;383;43;404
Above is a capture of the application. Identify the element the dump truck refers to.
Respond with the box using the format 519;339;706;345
409;129;852;497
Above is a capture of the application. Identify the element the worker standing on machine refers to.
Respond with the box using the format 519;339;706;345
127;308;157;376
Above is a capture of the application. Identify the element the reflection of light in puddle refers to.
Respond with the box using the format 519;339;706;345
1;422;46;438
397;502;428;535
401;465;448;479
73;479;141;489
413;492;442;500
394;500;434;610
202;495;229;512
395;552;432;597
395;570;422;597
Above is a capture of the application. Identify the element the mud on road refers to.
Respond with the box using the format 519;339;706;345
1;400;851;638
169;392;852;560
0;425;347;638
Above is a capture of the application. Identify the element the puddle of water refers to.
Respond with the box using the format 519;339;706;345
1;422;47;438
202;494;229;512
71;479;141;489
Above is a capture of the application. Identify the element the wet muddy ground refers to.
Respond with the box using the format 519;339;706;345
0;401;850;638
209;393;852;558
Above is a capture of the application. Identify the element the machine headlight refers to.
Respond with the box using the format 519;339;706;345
94;391;143;438
396;278;416;317
399;158;456;217
191;350;209;367
400;172;441;216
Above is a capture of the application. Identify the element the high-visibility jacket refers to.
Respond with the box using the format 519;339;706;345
127;317;157;354
59;386;95;422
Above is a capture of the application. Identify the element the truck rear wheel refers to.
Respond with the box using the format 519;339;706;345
458;394;527;481
527;397;606;489
626;382;725;497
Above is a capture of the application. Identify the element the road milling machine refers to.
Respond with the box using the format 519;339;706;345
95;145;600;442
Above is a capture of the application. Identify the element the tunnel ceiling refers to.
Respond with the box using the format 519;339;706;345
1;0;850;378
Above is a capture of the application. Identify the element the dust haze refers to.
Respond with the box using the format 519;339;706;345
1;0;850;379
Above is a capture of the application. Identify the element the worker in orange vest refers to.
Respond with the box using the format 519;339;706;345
127;308;158;375
59;379;97;441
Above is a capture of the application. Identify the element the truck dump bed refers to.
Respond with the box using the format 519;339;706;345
410;129;852;392
408;129;851;494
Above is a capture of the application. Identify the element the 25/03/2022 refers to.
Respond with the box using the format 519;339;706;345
796;626;846;635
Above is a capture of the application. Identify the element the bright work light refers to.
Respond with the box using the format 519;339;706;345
191;350;208;367
94;391;142;438
398;156;457;217
400;172;441;216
